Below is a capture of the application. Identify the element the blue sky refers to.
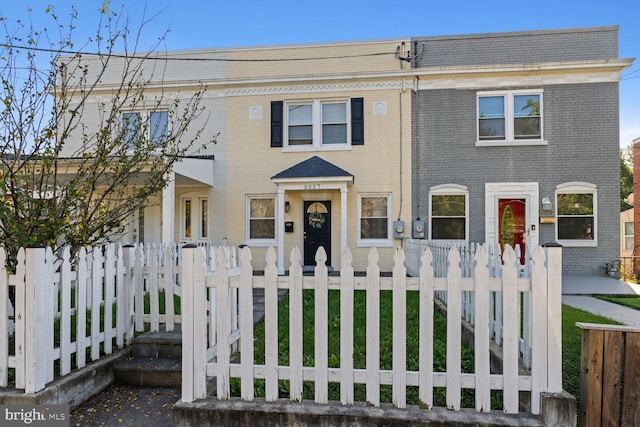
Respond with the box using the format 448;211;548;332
2;1;639;147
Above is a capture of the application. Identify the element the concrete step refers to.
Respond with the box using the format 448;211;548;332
131;326;182;359
114;356;182;388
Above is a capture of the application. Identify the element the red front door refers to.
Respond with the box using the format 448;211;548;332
498;199;526;264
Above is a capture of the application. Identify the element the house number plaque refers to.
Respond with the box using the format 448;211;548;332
304;184;320;190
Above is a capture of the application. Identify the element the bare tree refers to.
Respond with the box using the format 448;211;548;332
0;4;212;268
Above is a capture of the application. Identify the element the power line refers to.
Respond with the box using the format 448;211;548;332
0;42;393;62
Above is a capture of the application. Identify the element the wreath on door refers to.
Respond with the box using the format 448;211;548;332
308;211;325;229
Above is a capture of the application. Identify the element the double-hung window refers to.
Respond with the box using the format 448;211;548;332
122;110;168;148
271;98;364;150
477;90;544;146
247;196;276;245
429;184;468;240
287;100;348;148
556;182;597;247
358;194;391;246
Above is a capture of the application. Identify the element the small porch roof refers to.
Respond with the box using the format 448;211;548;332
271;156;354;184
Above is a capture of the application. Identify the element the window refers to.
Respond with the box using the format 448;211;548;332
122;112;141;147
122;110;168;148
358;194;391;246
287;100;348;148
181;195;209;241
624;221;634;251
271;98;363;150
184;199;192;239
429;184;468;240
556;182;597;246
247;196;276;244
150;111;168;145
201;199;209;239
477;90;544;146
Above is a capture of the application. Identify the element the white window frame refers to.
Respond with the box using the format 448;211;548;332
122;109;169;149
357;194;392;247
246;195;277;246
180;195;210;242
476;89;546;147
428;184;469;241
555;182;597;247
284;99;352;152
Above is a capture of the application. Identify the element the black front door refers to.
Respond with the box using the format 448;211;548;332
304;201;331;266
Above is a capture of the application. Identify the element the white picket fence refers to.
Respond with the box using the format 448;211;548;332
0;242;237;394
180;243;562;415
407;239;536;368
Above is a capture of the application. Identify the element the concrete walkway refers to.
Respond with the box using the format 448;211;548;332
562;274;640;328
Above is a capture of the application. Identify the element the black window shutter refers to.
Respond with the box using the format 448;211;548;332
351;98;364;145
271;101;283;148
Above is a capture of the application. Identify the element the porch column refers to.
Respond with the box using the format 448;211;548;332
277;188;286;275
341;186;348;256
162;172;175;245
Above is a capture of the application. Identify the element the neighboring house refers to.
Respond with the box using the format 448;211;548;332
59;27;632;274
410;26;632;275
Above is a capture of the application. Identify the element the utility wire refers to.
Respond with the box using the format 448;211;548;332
0;42;394;62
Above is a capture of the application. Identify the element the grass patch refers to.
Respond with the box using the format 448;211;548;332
235;290;484;408
562;304;622;409
595;295;640;311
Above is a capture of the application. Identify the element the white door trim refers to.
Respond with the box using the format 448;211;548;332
485;182;539;248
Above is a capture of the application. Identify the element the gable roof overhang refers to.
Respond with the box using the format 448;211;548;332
271;155;354;188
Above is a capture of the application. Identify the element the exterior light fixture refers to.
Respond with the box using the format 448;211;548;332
541;197;553;213
285;201;290;213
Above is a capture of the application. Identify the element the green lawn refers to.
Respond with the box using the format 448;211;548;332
595;295;640;310
235;289;504;408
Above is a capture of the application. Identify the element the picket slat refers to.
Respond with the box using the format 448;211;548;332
314;247;329;404
215;247;231;400
419;247;434;409
502;246;520;414
264;247;279;402
289;248;304;402
366;248;381;407
340;248;354;405
446;247;462;411
392;248;407;409
474;246;491;412
239;247;255;401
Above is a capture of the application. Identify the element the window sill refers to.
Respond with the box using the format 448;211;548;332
282;145;352;153
557;239;597;248
357;239;393;248
475;139;548;147
244;239;277;247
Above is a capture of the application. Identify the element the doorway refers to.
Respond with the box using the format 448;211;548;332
304;201;331;266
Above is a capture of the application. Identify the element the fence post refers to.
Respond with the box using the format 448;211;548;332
181;244;207;403
122;245;135;345
0;248;7;386
544;243;563;393
24;247;48;394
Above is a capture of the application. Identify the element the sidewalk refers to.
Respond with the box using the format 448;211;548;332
562;274;640;328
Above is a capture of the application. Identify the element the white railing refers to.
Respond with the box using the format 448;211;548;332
0;242;237;394
181;243;562;415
